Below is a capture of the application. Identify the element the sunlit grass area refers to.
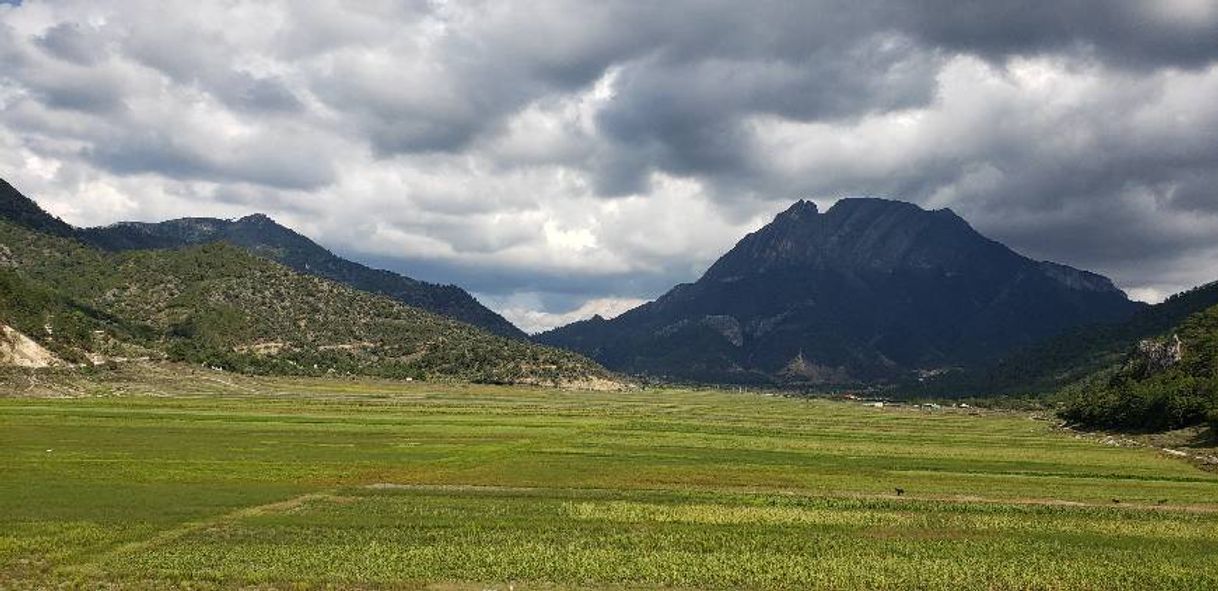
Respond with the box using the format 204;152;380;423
3;368;1217;589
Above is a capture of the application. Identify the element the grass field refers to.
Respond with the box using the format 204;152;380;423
3;366;1217;590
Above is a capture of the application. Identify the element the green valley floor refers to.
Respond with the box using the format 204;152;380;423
2;366;1217;590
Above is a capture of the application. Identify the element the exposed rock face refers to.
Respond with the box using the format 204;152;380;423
0;324;64;369
701;315;743;347
539;198;1144;385
1127;334;1185;379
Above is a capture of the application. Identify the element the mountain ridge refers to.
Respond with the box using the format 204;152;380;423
79;213;527;339
0;177;526;339
0;179;77;238
1058;287;1218;433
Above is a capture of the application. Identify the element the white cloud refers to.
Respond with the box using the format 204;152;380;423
1126;287;1169;304
2;1;1218;329
484;293;649;335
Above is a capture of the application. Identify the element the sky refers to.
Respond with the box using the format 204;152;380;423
1;1;1217;334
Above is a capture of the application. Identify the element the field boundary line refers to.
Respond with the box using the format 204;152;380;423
361;482;1218;513
63;490;337;576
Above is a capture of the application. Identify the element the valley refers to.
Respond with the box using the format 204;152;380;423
3;367;1217;590
4;3;1217;589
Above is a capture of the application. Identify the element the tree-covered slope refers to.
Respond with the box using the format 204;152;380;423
79;214;528;340
0;220;615;387
1058;301;1218;433
913;281;1218;397
0;176;526;340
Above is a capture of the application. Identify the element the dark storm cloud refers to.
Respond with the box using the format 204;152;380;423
592;33;941;195
586;0;1218;197
85;127;337;191
3;0;1218;329
0;23;124;114
893;0;1218;69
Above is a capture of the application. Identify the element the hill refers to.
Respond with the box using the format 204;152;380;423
0;219;615;387
0;177;526;339
1058;297;1218;433
538;198;1144;385
78;215;528;340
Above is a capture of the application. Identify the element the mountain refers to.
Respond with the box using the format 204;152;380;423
915;280;1218;396
0;217;615;387
1058;295;1218;433
0;177;525;339
78;215;527;339
538;198;1144;385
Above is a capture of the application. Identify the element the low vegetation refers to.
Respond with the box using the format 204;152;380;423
2;369;1216;589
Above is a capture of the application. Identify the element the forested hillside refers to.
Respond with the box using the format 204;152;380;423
0;177;527;340
0;220;615;387
1059;302;1218;433
911;281;1218;397
79;214;529;340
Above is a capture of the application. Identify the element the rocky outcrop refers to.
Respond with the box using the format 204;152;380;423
0;324;65;368
1126;334;1184;379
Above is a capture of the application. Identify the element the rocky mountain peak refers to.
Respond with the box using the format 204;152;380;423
777;199;819;219
236;213;277;226
541;195;1143;385
706;197;999;280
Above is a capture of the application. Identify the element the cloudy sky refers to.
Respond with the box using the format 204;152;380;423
2;1;1217;333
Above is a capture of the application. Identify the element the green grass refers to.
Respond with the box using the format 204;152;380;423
3;368;1217;589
